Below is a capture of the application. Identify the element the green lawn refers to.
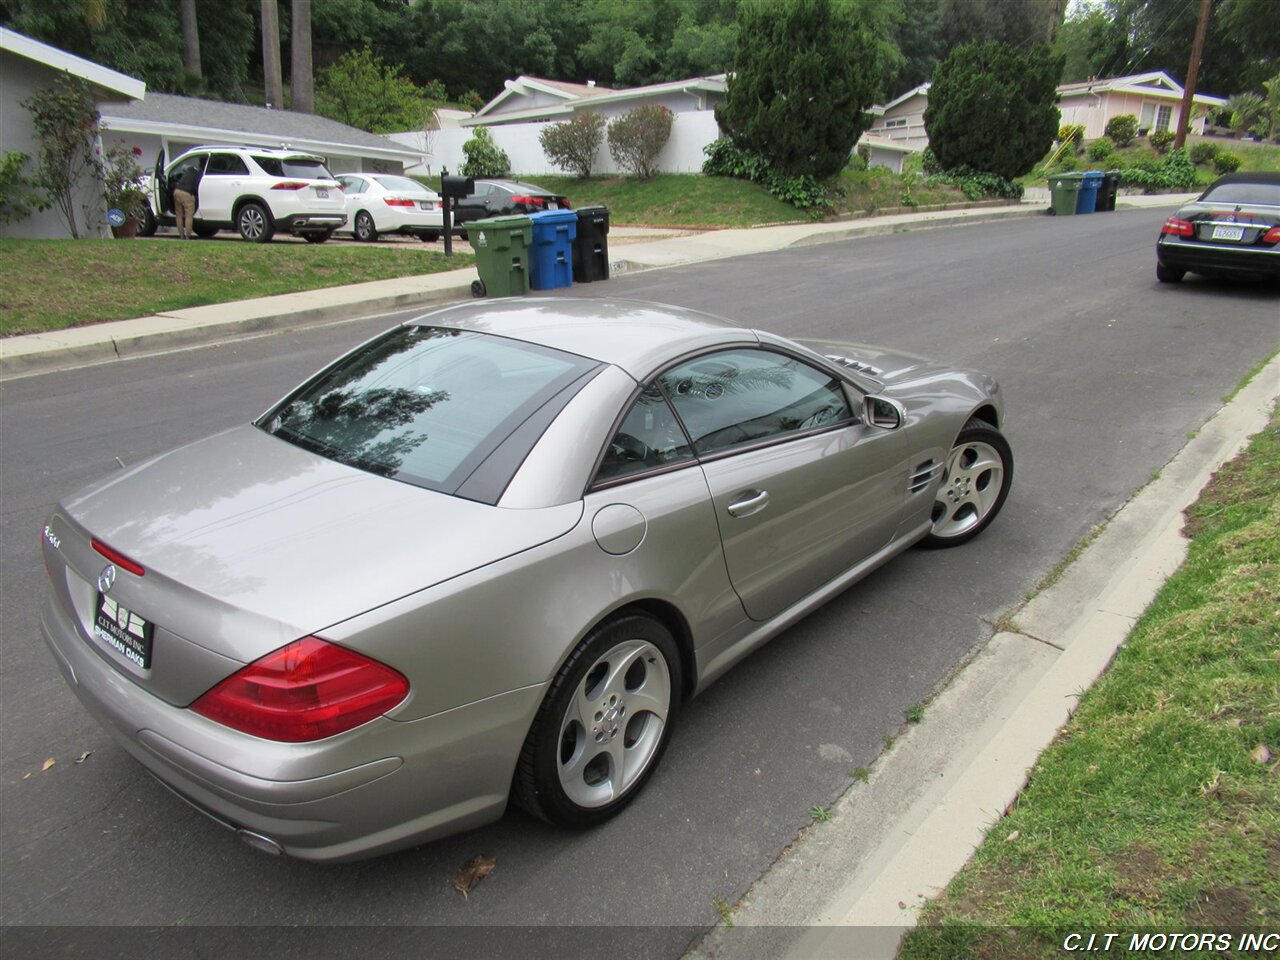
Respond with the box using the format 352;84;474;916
0;238;473;337
901;396;1280;958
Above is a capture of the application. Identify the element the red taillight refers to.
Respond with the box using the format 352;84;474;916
1161;217;1194;237
1263;226;1280;244
191;636;409;742
92;538;145;577
512;195;545;207
271;181;310;191
383;197;416;207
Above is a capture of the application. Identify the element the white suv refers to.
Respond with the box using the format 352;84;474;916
141;145;347;243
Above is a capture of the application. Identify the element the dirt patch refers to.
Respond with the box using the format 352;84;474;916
1186;884;1257;927
1183;424;1280;537
1110;843;1173;906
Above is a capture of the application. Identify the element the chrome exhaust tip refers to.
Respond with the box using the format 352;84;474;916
237;829;283;856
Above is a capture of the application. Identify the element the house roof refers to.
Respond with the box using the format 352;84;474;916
857;133;917;154
1057;71;1227;107
0;26;145;101
467;73;726;125
869;82;930;117
99;93;421;162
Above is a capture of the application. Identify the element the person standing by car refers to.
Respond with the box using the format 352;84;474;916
172;164;201;239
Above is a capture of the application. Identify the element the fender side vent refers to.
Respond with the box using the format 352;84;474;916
908;459;942;494
825;354;884;378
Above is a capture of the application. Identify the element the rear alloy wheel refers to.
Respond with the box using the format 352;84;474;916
922;419;1013;548
354;211;378;242
1156;261;1185;283
236;202;274;243
515;612;681;827
138;207;157;237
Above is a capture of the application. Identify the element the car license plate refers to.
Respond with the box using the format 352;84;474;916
95;593;154;669
1211;224;1244;241
548;202;558;209
315;188;329;199
420;201;435;210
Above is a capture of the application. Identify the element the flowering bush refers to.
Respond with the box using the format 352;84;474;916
607;105;673;179
100;142;149;220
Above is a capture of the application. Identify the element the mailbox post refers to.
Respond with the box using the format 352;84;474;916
439;167;474;257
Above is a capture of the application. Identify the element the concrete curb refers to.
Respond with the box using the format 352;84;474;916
687;353;1280;960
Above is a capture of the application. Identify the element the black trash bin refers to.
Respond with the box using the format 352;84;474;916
573;205;610;283
1095;171;1121;212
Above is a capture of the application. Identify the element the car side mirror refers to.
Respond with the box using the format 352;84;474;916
865;396;903;429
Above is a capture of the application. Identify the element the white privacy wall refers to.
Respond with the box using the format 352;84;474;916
388;110;722;178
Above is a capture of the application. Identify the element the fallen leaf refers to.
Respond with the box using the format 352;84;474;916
453;855;496;900
41;758;55;772
1249;744;1271;765
898;901;907;910
1005;830;1020;843
75;751;92;765
22;773;31;780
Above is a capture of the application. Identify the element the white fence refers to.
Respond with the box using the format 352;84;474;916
387;110;722;178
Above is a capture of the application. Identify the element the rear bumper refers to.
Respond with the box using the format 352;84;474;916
283;213;347;233
1156;237;1280;278
41;591;543;861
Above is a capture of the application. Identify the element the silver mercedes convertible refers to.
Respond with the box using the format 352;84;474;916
40;299;1011;861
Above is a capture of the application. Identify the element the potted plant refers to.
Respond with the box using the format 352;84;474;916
100;142;148;238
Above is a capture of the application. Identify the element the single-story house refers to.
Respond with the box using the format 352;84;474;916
866;83;930;151
99;93;422;178
1056;71;1227;139
466;74;728;126
1;27;145;239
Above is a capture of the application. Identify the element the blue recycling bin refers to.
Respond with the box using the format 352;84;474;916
1076;170;1103;214
527;209;577;290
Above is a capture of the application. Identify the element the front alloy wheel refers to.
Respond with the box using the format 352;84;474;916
516;613;681;827
922;419;1012;547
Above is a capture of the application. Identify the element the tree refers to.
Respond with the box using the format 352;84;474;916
1262;73;1280;140
607;105;673;178
178;0;201;79
924;40;1063;181
885;0;944;96
290;0;314;113
540;111;607;178
1227;92;1264;137
461;127;510;178
716;0;894;181
940;0;1064;53
315;50;429;133
20;76;101;238
260;0;284;108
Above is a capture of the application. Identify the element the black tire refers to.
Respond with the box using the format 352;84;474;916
420;231;439;243
1156;261;1185;283
354;211;378;242
471;279;485;297
515;612;682;828
193;223;218;238
304;230;333;244
921;418;1013;548
138;207;157;237
236;202;274;243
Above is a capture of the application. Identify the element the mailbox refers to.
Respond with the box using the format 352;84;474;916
441;174;475;198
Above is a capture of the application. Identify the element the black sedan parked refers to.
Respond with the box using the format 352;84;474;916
1156;172;1280;283
453;179;571;229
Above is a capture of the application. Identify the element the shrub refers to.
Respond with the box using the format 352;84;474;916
1104;114;1138;147
1058;124;1086;154
1188;141;1219;165
1087;137;1115;162
0;150;48;224
539;111;606;179
1148;128;1175;153
702;138;832;212
20;76;101;239
1119;147;1197;192
924;40;1063;182
1213;151;1242;173
461;127;510;178
926;165;1024;201
607;105;673;179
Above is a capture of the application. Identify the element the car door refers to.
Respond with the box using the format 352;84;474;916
199;152;250;223
338;175;369;227
151;148;168;214
656;347;908;623
455;182;494;223
165;152;206;217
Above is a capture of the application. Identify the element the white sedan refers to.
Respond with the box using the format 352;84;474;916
336;174;443;242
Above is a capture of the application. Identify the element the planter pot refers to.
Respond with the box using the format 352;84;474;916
111;215;142;239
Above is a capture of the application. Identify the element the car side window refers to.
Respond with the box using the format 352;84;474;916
252;155;283;177
594;384;695;486
343;177;368;193
206;153;249;175
656;348;853;457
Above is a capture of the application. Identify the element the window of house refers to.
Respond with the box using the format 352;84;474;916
1155;105;1172;131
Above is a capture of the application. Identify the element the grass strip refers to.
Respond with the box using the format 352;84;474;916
0;239;473;337
901;403;1280;959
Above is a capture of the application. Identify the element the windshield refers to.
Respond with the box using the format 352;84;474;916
373;175;431;193
258;326;599;498
253;156;336;180
1200;182;1280;206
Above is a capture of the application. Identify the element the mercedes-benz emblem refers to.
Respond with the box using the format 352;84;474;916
98;564;117;594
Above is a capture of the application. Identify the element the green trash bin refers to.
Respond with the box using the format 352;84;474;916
1047;172;1084;216
468;215;532;297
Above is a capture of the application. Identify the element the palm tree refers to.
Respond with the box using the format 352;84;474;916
1227;92;1264;138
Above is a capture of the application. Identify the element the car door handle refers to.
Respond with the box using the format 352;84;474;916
727;490;769;518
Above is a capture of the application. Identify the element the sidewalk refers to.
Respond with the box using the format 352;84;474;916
0;193;1193;381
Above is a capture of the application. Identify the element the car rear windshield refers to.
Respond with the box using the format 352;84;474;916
1201;182;1280;206
252;156;336;180
258;326;600;500
372;175;429;193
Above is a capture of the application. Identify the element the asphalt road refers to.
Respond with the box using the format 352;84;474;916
2;209;1276;955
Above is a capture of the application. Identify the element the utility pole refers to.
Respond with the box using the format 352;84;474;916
1174;0;1213;150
